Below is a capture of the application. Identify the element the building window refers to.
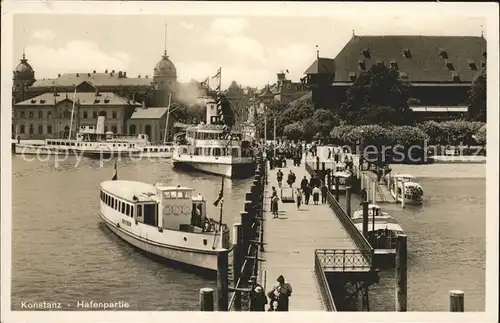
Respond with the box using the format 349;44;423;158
47;125;52;134
362;48;371;58
20;125;25;133
93;111;97;119
20;111;25;118
129;124;136;135
47;111;52;118
100;111;107;118
468;60;477;70
358;59;366;70
104;126;108;132
402;49;412;58
83;111;88;119
439;49;448;59
29;125;34;134
63;110;71;118
111;126;117;134
446;62;455;71
349;72;357;81
29;111;34;118
38;111;43;119
112;111;117;119
145;124;152;137
390;60;398;69
38;125;43;134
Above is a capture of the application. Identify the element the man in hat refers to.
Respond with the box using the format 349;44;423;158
249;276;267;311
267;275;292;311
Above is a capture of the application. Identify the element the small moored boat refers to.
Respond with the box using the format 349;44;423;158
351;203;405;266
98;178;230;273
332;162;352;192
386;174;424;205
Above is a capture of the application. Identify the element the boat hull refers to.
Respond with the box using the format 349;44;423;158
172;156;255;178
389;190;423;205
99;212;219;272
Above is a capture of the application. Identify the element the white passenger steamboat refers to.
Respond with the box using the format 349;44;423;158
14;115;175;158
385;173;424;205
99;177;230;272
172;97;255;178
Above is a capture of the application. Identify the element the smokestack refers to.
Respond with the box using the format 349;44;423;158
96;114;105;134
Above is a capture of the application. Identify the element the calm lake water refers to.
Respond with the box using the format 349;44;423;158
10;156;485;311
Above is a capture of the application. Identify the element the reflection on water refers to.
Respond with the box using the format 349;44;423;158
11;156;485;311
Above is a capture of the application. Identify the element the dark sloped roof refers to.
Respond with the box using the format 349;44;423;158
288;91;312;108
31;72;154;88
15;92;140;106
332;35;486;83
304;58;336;74
130;107;169;119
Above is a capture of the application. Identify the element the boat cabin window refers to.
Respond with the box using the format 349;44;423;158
137;205;143;221
213;148;221;156
163;190;191;199
231;148;239;157
142;204;158;226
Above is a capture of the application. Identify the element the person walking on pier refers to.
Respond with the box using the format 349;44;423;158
295;188;302;210
321;183;327;204
276;169;283;188
267;275;293;311
312;185;321;205
287;170;296;188
270;187;279;218
249;276;267;311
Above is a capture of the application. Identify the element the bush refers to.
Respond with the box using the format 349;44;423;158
344;125;393;147
390;125;429;147
283;121;304;141
475;124;486;146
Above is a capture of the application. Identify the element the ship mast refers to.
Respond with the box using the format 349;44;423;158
68;87;77;140
163;93;172;143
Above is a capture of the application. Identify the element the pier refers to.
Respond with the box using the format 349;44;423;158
258;156;378;311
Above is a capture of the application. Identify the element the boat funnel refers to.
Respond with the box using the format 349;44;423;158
96;113;105;134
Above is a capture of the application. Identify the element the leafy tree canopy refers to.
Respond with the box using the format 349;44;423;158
467;67;486;122
338;64;414;126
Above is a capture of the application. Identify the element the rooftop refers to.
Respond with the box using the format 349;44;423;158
15;91;140;106
101;180;158;203
304;58;336;74
130;107;169;120
331;35;486;83
30;72;154;89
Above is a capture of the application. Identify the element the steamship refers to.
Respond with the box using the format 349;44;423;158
172;97;256;178
14;114;175;158
99;179;230;272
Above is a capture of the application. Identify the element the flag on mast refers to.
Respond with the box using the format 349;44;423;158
112;159;118;181
212;67;224;122
213;177;224;207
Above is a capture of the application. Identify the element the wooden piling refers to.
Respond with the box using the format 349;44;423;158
316;156;320;172
449;290;465;312
372;181;376;204
395;234;408;312
401;182;406;209
362;201;369;239
200;287;214;311
326;170;331;191
240;211;250;252
217;250;229;311
232;223;242;311
346;187;352;218
334;175;340;201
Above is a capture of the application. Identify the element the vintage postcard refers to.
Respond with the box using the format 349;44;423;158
1;1;498;323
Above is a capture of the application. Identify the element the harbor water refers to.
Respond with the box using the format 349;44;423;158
11;156;485;311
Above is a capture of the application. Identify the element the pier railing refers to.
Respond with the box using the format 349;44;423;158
314;251;337;311
315;249;372;271
305;160;373;267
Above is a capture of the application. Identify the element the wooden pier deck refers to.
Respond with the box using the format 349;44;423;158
261;161;361;311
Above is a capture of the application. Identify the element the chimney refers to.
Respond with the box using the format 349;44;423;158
93;70;96;74
105;69;108;73
123;71;127;78
118;71;122;78
58;73;61;78
88;73;91;77
138;74;141;78
145;75;148;78
112;70;115;74
76;73;80;77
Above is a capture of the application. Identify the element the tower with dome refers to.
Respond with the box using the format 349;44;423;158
12;51;36;104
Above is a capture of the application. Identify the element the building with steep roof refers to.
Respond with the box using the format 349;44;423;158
302;35;486;120
12;53;36;104
13;91;141;139
128;107;176;142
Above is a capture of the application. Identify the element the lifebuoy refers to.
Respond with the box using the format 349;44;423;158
163;205;172;215
172;205;181;215
182;205;190;213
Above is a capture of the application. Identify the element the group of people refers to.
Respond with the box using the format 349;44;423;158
249;275;293;311
295;175;328;209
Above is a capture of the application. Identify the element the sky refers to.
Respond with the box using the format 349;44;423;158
13;14;486;89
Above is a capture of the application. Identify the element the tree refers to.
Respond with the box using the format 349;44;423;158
283;121;304;140
467;67;486;122
338;64;413;126
474;124;486;146
311;109;340;139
